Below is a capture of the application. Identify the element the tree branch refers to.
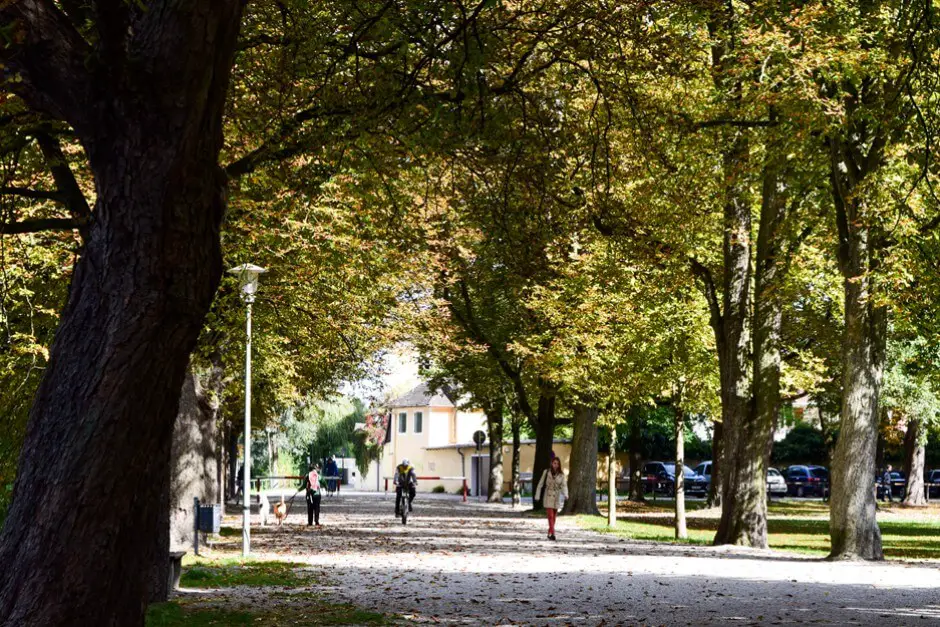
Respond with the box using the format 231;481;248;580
0;0;96;133
35;133;92;240
0;216;88;235
0;187;64;202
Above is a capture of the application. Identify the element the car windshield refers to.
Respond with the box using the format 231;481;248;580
768;468;781;477
810;468;828;479
664;463;697;477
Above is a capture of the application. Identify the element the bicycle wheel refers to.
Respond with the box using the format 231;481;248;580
400;494;408;525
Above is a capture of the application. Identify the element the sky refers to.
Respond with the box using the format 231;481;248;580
341;344;421;407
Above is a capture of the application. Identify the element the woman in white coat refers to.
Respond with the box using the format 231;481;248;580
536;456;568;540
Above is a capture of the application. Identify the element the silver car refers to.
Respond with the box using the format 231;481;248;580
767;467;788;497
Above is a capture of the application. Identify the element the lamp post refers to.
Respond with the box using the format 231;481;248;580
229;263;266;557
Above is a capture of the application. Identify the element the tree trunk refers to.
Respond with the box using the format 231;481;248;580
486;399;505;503
563;405;600;515
511;417;522;508
715;155;789;548
628;416;645;502
903;419;926;507
168;370;219;552
707;421;723;508
828;131;887;560
675;404;687;540
0;6;244;624
712;128;754;547
227;424;240;501
608;426;617;528
531;388;556;511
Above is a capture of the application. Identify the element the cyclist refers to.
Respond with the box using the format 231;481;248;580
394;458;418;515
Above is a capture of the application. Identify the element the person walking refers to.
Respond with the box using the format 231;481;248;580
881;464;894;503
535;457;568;541
306;463;325;526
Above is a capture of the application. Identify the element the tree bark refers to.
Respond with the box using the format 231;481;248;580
168;370;219;552
707;421;723;508
563;405;600;515
714;155;790;548
0;4;245;624
227;423;239;502
674;403;687;540
486;399;504;503
711;128;754;547
608;425;617;527
903;419;926;507
510;416;522;508
828;132;887;561
628;416;645;502
531;388;556;511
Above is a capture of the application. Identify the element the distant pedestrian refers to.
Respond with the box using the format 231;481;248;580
235;464;244;500
306;464;325;526
881;465;894;503
536;457;568;541
325;456;339;496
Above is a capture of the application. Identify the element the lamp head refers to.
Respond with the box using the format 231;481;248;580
228;263;267;301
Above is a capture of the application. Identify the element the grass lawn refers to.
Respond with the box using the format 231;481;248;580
179;557;316;588
146;600;388;626
577;499;940;560
146;557;390;626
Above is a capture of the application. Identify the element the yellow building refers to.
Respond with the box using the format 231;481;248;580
381;383;574;496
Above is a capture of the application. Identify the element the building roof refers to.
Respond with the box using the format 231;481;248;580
387;382;456;409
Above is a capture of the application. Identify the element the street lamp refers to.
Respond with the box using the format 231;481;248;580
229;263;266;557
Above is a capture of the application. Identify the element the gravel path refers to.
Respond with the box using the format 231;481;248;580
213;492;940;626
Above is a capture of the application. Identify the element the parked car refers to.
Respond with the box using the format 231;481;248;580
927;470;940;498
693;461;713;493
767;467;788;498
641;462;708;497
784;465;829;498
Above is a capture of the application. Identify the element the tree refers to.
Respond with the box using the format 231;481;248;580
0;4;244;623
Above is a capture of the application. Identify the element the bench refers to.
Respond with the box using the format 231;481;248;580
168;551;186;591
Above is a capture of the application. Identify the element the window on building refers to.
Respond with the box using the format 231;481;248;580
398;412;407;433
414;411;423;433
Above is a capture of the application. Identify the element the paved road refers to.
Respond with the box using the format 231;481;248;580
222;492;940;626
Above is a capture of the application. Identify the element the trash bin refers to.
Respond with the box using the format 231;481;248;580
197;504;221;534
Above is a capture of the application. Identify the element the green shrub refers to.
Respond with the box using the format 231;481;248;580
431;485;446;493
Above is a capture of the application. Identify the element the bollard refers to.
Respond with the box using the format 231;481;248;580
462;480;468;502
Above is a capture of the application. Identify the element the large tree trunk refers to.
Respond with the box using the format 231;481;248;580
511;417;522;508
628;415;645;502
0;5;244;624
715;155;790;548
828;132;887;561
903;419;926;507
168;371;219;553
711;128;754;547
486;399;505;503
674;403;687;540
563;405;599;515
531;388;556;511
608;425;617;527
706;421;723;508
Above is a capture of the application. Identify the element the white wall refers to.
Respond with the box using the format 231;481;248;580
455;410;487;444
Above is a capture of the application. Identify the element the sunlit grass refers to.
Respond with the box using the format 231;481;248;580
578;500;940;560
178;557;315;588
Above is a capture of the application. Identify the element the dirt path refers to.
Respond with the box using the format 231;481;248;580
206;492;940;626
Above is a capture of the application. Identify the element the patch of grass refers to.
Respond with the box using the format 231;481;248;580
146;602;253;626
180;558;314;588
576;509;940;560
146;601;388;626
431;485;447;493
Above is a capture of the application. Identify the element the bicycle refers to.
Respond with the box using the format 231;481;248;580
395;488;410;525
